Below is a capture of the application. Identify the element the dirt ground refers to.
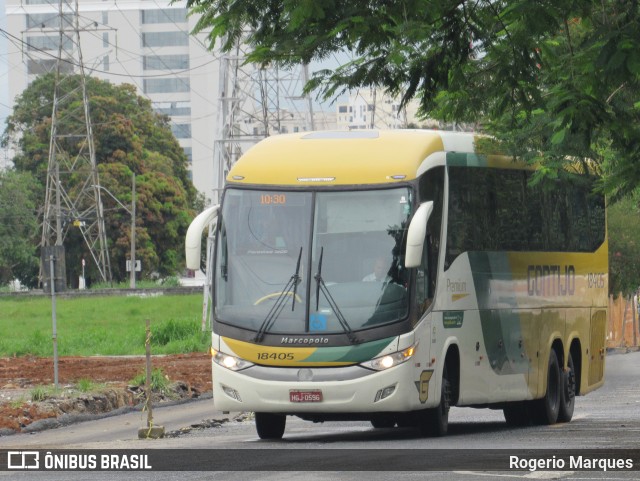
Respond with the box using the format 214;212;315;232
0;353;212;433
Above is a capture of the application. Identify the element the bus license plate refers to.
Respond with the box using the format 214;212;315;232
289;390;322;403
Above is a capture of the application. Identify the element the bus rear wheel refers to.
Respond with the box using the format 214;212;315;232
532;349;561;425
255;412;286;439
558;351;576;422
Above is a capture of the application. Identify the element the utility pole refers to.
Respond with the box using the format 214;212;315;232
130;173;136;289
40;0;111;285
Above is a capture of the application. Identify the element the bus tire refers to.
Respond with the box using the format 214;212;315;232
503;402;531;426
532;349;561;425
255;412;286;439
420;365;451;437
558;351;576;423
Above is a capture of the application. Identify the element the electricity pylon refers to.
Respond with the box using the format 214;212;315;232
40;0;111;285
212;36;315;204
199;36;315;329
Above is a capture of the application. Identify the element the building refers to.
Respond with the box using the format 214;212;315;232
336;89;440;131
5;0;220;198
6;1;445;199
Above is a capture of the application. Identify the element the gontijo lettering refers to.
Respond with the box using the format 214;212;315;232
527;265;575;296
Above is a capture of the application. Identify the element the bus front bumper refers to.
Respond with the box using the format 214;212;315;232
212;361;434;414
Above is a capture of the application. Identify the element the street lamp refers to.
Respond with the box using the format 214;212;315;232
93;173;136;288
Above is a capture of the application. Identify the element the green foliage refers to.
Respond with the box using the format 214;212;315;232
608;193;640;296
76;378;103;393
0;294;206;356
26;381;103;402
160;276;181;287
150;319;201;346
187;0;640;196
30;385;54;402
130;367;170;392
0;170;40;287
89;279;161;290
2;74;201;284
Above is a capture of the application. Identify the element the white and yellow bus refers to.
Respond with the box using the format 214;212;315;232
185;130;607;439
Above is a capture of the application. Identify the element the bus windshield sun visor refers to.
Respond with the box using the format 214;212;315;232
254;247;303;343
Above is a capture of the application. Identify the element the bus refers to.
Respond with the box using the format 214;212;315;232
185;130;607;439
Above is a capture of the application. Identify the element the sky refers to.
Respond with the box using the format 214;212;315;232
1;0;9;129
0;1;349;169
1;0;12;168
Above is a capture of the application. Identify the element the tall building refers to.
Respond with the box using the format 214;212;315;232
5;0;219;199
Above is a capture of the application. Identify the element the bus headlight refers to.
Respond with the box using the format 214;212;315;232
211;348;254;371
360;345;416;371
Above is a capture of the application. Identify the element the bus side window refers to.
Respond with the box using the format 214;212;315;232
416;234;432;316
417;166;444;317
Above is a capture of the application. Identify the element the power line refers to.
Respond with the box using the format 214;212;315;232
0;28;219;79
110;1;217;109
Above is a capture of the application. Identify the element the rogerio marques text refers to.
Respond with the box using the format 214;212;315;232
510;455;634;472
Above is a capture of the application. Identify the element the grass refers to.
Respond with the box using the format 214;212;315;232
90;277;181;290
130;367;171;392
30;385;62;402
75;378;105;393
25;380;108;402
0;294;208;357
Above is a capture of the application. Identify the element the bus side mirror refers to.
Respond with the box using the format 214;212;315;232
185;205;219;270
405;201;433;268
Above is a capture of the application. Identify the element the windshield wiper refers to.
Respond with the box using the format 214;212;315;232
314;247;359;344
254;247;303;343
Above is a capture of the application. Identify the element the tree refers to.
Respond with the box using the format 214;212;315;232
608;193;640;297
2;74;203;284
187;0;640;196
0;169;40;287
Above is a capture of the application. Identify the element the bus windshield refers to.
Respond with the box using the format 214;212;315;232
214;187;412;337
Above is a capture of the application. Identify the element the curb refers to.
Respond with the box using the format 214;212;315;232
1;392;214;436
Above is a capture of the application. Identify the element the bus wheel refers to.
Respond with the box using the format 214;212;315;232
558;352;576;423
532;349;561;425
503;402;530;426
371;414;396;429
420;365;451;437
255;413;286;439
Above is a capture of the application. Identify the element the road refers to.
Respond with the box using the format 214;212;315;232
1;350;639;480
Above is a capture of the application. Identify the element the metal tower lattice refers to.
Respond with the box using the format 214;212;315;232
40;0;111;284
199;37;315;329
212;37;315;204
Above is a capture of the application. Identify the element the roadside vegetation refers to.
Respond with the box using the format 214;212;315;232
25;379;111;403
130;368;171;391
0;294;207;357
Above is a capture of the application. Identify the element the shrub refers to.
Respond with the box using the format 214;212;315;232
150;319;199;346
130;367;170;392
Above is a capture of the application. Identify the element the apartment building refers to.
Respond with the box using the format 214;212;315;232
5;0;220;198
336;89;439;131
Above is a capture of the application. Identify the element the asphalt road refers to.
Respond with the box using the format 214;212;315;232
1;350;639;480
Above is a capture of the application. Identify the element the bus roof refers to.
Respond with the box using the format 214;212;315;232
226;130;524;186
